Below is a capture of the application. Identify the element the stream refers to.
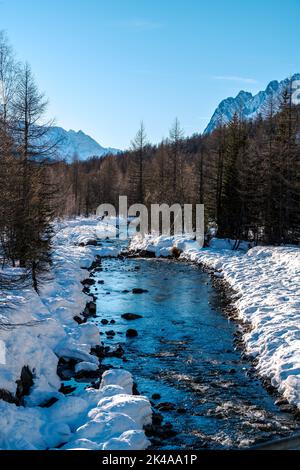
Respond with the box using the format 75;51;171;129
69;240;300;449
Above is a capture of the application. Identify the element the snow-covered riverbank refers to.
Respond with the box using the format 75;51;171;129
0;218;151;450
129;234;300;411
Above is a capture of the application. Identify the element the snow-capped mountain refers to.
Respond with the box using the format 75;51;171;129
47;127;120;161
204;73;300;134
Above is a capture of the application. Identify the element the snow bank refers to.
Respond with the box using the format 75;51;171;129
0;373;151;450
130;234;300;410
0;217;151;450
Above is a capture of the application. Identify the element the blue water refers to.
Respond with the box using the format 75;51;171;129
89;254;299;449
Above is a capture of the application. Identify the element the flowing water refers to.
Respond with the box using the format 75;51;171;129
66;238;299;449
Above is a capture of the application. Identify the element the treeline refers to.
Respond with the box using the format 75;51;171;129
0;32;56;291
58;93;300;245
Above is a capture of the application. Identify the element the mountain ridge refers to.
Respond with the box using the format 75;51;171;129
204;73;300;134
47;126;120;161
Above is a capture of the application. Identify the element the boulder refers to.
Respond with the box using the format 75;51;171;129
152;393;161;400
156;402;175;411
106;330;116;337
132;288;149;294
16;366;34;403
81;278;96;286
85;239;97;246
126;329;138;338
122;313;143;320
83;302;96;317
73;315;86;324
171;246;182;258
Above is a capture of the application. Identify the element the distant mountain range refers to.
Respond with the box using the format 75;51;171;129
47;74;300;158
204;73;300;134
48;127;120;162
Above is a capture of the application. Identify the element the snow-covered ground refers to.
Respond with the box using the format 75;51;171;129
0;218;151;450
129;234;300;411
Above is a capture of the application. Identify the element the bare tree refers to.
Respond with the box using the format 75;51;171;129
168;117;184;201
0;31;18;125
0;32;20;276
130;121;148;204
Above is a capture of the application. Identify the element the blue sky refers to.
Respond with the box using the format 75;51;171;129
0;0;299;149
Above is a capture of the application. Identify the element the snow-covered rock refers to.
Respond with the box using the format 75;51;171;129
100;369;133;394
96;394;152;428
75;412;138;441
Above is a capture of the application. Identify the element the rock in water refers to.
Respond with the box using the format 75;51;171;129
106;330;116;337
157;402;176;411
83;302;96;317
81;278;96;286
122;313;143;320
126;329;138;338
132;288;148;294
152;393;161;400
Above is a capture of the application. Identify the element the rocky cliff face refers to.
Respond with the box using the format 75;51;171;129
204;73;300;134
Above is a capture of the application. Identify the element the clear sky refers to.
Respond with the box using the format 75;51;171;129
0;0;299;149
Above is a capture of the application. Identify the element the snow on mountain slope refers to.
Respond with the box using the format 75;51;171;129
47;127;120;162
204;73;300;134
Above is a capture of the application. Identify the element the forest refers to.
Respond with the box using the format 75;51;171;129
57;91;300;246
1;31;300;292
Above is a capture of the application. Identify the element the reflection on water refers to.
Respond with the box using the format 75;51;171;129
89;255;299;449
